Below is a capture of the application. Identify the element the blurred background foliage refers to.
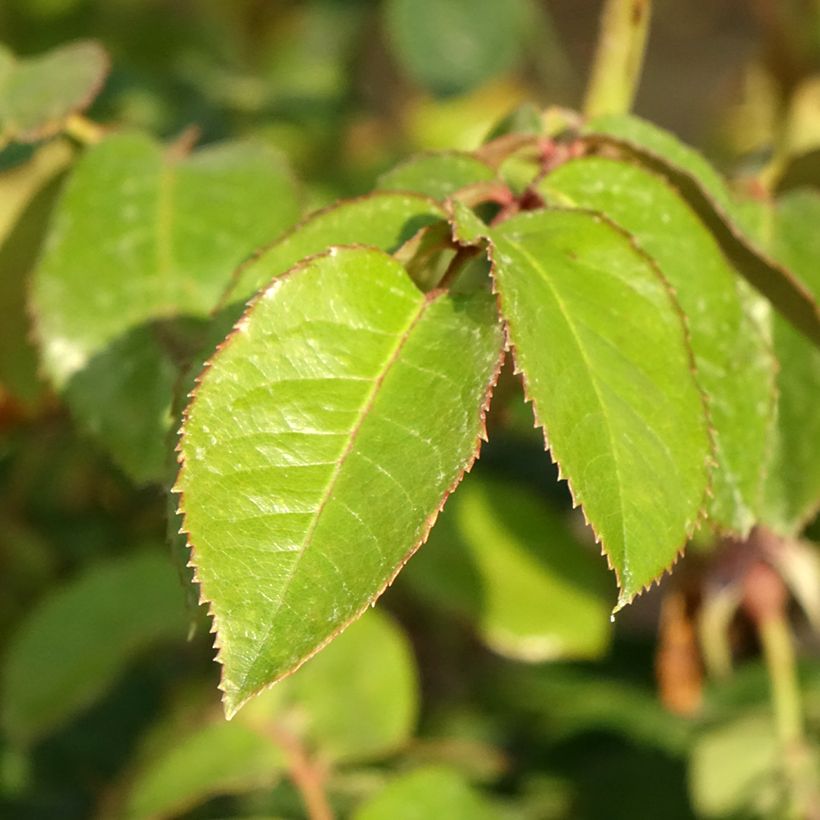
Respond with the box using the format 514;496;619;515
1;0;819;818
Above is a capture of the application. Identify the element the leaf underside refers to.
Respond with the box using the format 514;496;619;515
490;209;711;604
177;245;504;716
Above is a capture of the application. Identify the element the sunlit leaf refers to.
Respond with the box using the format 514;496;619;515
377;151;496;200
490;209;710;605
31;132;301;482
176;246;504;716
541;156;776;534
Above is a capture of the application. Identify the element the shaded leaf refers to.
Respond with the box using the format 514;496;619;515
31;132;301;482
0;40;109;146
490;209;710;605
123;721;285;820
689;714;781;818
541;156;776;535
176;246;505;716
0;139;73;407
404;474;612;660
222;192;445;306
579;126;820;347
354;766;503;820
377;151;496;200
1;549;188;745
763;189;820;533
384;0;530;96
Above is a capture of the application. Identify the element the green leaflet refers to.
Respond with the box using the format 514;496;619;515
541;157;775;535
402;473;612;660
585;113;733;210
123;721;285;820
763;189;820;533
176;246;504;716
222;191;445;306
377;151;496;200
580;123;820;347
31;131;301;483
0;40;109;146
354;766;503;820
490;209;710;605
1;549;188;745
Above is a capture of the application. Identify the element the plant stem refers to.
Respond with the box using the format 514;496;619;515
583;0;652;119
63;114;105;145
268;725;334;820
759;612;804;748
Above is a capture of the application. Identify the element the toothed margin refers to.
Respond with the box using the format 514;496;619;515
482;208;716;612
173;245;506;717
540;155;781;540
216;191;447;311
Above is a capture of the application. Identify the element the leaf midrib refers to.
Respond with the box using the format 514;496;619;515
234;287;438;694
497;236;630;585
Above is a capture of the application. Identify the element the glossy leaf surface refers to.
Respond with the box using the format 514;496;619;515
31;132;301;482
177;246;504;715
490;209;710;604
1;549;188;745
403;474;612;660
542;157;775;534
223;192;444;306
0;40;109;146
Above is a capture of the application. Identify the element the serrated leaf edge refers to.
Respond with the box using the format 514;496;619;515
173;244;505;717
481;208;715;610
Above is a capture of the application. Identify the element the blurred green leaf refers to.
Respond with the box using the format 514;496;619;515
353;765;503;820
176;246;503;716
377;151;496;200
123;720;285;820
541;157;776;535
31;131;301;482
244;611;418;764
0;139;72;408
0;40;109;147
1;549;188;745
689;714;781;818
763;189;820;533
384;0;530;96
405;474;612;661
223;192;445;306
490;209;710;605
